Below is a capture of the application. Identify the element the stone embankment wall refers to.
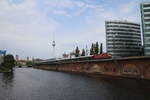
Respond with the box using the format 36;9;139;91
36;57;150;80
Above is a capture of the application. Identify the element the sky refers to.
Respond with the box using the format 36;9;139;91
0;0;149;60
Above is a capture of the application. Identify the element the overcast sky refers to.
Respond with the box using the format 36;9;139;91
0;0;149;60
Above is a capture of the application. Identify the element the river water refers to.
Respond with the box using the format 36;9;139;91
0;68;150;100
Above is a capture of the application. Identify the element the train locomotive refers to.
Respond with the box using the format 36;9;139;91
58;53;112;62
36;54;112;65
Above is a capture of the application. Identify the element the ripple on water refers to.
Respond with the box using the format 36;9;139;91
0;68;149;100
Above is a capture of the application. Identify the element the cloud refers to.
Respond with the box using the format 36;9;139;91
55;23;106;57
85;0;142;25
51;10;71;17
40;0;104;17
74;3;104;16
0;0;60;59
43;0;74;9
80;0;142;55
0;0;147;59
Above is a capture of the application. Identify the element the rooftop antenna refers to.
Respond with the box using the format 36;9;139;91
52;33;56;59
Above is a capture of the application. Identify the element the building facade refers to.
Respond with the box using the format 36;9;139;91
16;55;19;61
106;21;142;57
141;2;150;55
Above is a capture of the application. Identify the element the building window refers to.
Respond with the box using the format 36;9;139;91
144;19;150;22
145;24;150;27
145;29;150;32
144;4;150;7
145;44;150;47
144;9;150;12
145;34;150;37
144;14;150;17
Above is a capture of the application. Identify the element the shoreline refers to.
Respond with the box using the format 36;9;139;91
35;56;150;80
36;67;150;81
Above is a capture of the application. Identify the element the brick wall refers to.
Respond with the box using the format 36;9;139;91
36;57;150;80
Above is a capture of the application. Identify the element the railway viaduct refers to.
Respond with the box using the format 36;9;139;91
35;56;150;80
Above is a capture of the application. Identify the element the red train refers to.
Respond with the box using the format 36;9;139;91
37;53;112;65
93;53;112;59
64;53;112;62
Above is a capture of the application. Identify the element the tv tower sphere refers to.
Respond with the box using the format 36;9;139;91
52;41;56;47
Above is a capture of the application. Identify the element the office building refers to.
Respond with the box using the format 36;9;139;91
16;55;19;61
106;21;142;57
141;2;150;55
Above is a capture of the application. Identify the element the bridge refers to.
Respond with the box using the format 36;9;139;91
35;56;150;80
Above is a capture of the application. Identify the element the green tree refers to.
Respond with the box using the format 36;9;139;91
17;62;22;68
81;49;85;56
100;43;103;54
95;42;99;55
26;61;33;67
75;46;80;57
90;43;94;55
3;54;15;71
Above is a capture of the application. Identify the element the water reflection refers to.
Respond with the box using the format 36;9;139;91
95;77;150;100
2;72;14;84
0;68;150;100
0;72;14;100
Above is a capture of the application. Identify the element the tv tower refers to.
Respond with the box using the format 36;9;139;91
52;33;56;58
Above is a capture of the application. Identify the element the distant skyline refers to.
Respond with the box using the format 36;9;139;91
0;0;149;59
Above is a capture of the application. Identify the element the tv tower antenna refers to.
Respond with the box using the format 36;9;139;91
52;33;56;58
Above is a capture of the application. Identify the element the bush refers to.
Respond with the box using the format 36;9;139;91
2;54;15;71
26;61;33;67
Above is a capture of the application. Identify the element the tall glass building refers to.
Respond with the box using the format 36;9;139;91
141;2;150;55
106;21;142;57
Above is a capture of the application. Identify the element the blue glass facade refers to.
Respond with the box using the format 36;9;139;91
141;2;150;55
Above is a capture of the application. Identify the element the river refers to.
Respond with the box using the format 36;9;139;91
0;68;150;100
